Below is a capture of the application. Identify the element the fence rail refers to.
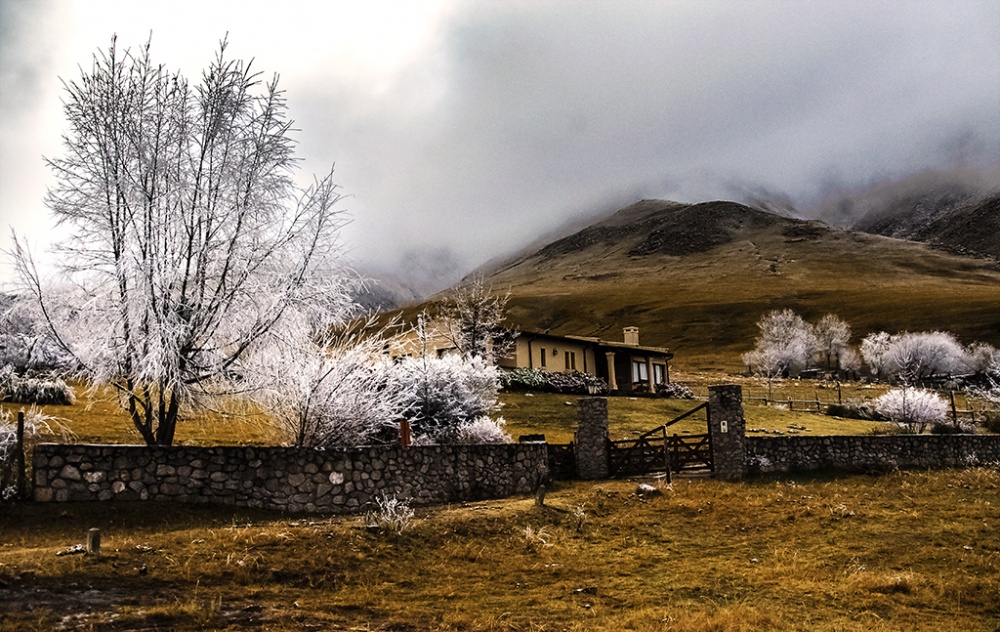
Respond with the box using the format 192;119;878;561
741;385;994;424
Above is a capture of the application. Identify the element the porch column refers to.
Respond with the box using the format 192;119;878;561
646;357;655;390
707;385;746;480
605;352;617;391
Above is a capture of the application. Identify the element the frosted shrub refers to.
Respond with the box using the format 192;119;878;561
656;382;694;399
874;387;948;434
245;320;406;448
390;354;500;443
975;376;1000;433
499;367;548;390
364;493;415;535
499;368;607;395
0;419;16;501
0;406;70;500
454;416;510;444
0;368;76;406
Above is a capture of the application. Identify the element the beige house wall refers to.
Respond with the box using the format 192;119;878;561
392;323;455;360
502;337;592;373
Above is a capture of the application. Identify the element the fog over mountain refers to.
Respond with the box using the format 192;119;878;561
2;1;998;291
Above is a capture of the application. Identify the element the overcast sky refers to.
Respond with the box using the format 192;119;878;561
2;0;998;286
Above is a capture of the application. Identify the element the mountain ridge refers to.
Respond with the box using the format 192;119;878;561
469;198;1000;370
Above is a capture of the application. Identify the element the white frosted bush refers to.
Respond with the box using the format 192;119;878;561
454;416;510;444
874;387;947;434
0;406;71;500
864;331;972;381
244;321;406;448
390;354;500;443
364;493;415;535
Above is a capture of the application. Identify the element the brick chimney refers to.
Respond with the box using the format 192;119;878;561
623;326;639;345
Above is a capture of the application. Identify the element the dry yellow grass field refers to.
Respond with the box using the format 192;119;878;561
1;469;998;631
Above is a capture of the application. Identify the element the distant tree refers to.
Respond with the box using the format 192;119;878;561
883;332;969;382
965;342;1000;377
743;309;817;378
11;37;351;446
838;346;862;378
860;332;894;379
436;276;516;362
874;387;947;434
812;314;851;371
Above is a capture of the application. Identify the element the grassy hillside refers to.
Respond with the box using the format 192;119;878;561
475;200;1000;371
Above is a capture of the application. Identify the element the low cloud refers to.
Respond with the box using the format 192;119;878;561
2;1;998;288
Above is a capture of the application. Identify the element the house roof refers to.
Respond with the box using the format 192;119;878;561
516;329;673;359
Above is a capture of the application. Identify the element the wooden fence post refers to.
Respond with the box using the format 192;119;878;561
950;391;958;425
16;411;25;501
837;382;842;406
399;419;411;448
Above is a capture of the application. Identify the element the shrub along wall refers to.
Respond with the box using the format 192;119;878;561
33;443;548;513
746;434;1000;475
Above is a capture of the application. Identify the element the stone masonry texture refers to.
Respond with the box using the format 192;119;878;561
745;434;1000;475
33;443;549;513
575;397;610;479
708;385;746;480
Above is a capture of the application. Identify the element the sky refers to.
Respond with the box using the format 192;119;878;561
1;0;998;289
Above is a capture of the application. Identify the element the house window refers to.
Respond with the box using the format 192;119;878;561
540;347;546;368
632;360;648;383
653;363;665;385
565;351;576;371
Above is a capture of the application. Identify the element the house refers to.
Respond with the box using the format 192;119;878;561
497;327;673;394
393;322;673;394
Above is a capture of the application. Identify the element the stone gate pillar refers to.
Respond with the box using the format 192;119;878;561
708;385;746;480
575;397;610;479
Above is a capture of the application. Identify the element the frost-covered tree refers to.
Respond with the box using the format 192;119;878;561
966;343;1000;377
860;332;893;379
743;309;817;378
874;387;947;433
11;37;350;445
862;331;971;382
838;346;862;379
437;276;516;362
881;332;969;382
812;314;851;370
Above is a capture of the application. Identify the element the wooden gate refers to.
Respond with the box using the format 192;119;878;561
609;402;713;476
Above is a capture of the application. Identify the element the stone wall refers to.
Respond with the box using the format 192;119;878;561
746;434;1000;475
32;443;548;513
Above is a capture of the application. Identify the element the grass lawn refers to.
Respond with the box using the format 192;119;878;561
2;376;897;448
1;469;998;631
500;390;889;445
